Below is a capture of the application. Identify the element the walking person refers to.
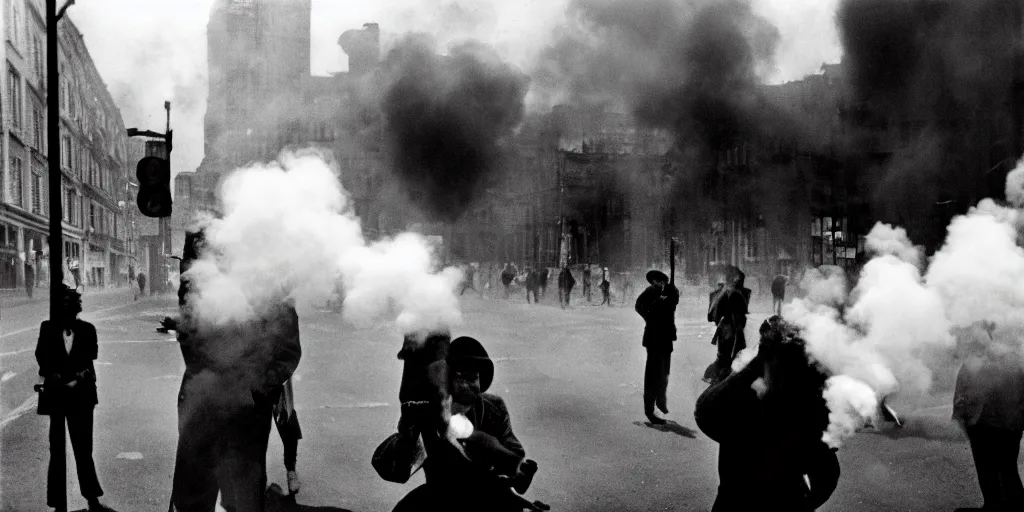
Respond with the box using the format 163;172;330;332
25;260;35;299
137;272;147;297
634;270;679;424
459;263;478;296
525;268;539;304
500;263;516;299
582;265;592;302
621;272;635;307
771;273;787;316
703;267;752;385
953;326;1024;512
558;265;575;309
35;285;110;512
599;268;611;306
538;267;549;300
69;257;82;289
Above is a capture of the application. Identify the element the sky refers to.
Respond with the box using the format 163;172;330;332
68;0;843;182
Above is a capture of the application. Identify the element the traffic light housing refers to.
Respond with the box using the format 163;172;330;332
136;156;172;217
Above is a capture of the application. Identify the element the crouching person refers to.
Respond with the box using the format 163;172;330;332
695;316;840;512
374;336;544;512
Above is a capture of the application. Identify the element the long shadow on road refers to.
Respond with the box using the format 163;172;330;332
633;420;698;438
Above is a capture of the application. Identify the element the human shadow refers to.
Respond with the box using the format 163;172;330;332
265;483;356;512
633;420;698;438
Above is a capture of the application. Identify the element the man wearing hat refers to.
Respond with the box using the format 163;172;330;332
704;266;752;385
375;336;539;512
634;269;679;424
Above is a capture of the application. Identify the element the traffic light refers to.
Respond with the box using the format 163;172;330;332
136;156;172;217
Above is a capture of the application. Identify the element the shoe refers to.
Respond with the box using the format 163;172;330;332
657;400;669;415
645;411;667;425
287;470;301;495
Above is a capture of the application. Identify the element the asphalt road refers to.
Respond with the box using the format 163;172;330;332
0;288;1014;511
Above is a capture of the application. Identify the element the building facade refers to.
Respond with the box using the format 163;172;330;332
2;0;136;291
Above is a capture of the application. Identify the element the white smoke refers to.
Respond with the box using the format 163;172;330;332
184;151;463;333
779;158;1024;448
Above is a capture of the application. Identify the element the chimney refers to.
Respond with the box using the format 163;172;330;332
339;22;381;76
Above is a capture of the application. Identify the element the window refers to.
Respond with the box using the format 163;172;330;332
31;172;42;214
61;185;68;221
8;68;22;130
60;77;69;115
90;203;96;230
9;157;24;207
6;0;22;49
61;135;71;168
32;107;41;150
33;36;43;80
90;156;97;185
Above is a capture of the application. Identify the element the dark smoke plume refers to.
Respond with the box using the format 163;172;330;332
535;0;791;155
836;0;1021;248
380;35;530;223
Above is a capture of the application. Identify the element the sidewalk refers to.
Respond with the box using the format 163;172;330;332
0;286;163;311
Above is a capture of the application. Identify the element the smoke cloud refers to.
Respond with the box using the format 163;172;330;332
183;150;463;333
783;159;1024;447
379;36;530;223
533;0;799;154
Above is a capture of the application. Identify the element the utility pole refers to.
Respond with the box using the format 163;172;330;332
46;2;76;509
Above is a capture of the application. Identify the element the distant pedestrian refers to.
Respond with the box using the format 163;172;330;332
69;257;81;288
459;263;478;296
525;268;539;304
137;272;147;297
25;261;35;299
599;268;611;306
703;267;752;385
771;274;787;316
35;285;109;512
635;270;678;424
582;266;592;302
621;272;635;306
558;266;575;308
538;267;549;299
500;263;516;299
953;331;1024;512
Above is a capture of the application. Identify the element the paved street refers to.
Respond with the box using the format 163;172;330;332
0;288;1013;511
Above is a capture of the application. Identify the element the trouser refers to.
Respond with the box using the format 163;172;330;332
643;348;671;415
560;287;573;306
273;380;302;472
773;294;784;315
966;424;1024;511
583;284;591;301
170;385;278;512
48;409;103;507
526;287;538;303
601;289;610;305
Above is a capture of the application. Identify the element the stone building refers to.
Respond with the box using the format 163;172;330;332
1;0;135;291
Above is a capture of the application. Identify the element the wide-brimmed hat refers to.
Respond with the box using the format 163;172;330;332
646;270;669;284
447;336;494;393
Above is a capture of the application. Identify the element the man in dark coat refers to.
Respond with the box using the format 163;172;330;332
137;272;147;297
704;268;752;385
525;268;539;304
375;336;541;512
537;267;549;299
634;270;679;424
695;316;840;512
558;266;575;309
952;334;1024;512
169;230;302;512
771;274;788;316
25;261;35;298
36;285;109;512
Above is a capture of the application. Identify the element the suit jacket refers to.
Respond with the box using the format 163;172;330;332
35;319;99;413
635;284;680;351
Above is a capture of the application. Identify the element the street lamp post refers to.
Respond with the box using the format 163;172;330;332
45;2;76;510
